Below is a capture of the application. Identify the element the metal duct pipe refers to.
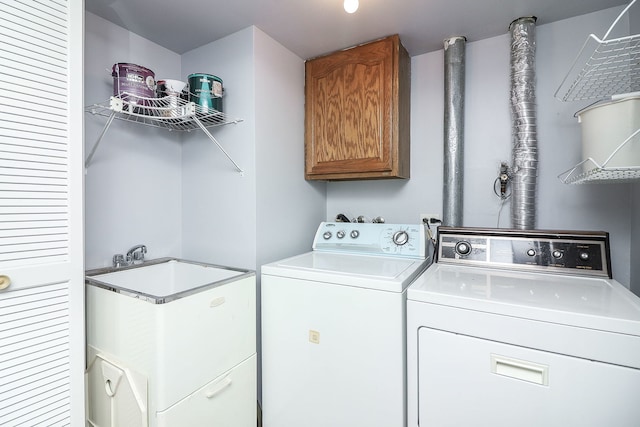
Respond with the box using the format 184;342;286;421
509;17;538;230
443;36;466;227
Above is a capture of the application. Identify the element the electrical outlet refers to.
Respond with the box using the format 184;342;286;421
420;214;441;224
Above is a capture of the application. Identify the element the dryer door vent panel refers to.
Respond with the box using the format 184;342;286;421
417;327;640;427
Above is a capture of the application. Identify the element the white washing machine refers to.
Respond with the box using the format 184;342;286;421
407;227;640;427
261;221;431;427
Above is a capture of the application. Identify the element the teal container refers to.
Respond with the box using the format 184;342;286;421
187;73;223;113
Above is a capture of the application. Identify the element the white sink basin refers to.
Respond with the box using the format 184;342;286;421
86;258;252;303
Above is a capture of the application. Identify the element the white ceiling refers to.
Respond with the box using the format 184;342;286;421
85;0;629;59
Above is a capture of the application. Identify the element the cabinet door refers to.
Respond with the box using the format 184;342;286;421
0;1;84;425
304;35;410;180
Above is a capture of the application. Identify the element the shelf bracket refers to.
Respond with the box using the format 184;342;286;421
85;110;117;169
192;116;244;175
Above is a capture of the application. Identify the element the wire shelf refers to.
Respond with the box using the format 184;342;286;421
555;0;640;102
556;1;640;184
558;128;640;184
85;94;242;131
559;163;640;184
84;94;244;173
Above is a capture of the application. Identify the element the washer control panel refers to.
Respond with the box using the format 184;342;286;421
313;222;427;259
437;226;611;278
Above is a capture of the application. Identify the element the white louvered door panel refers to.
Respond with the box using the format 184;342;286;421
0;0;84;426
0;1;69;268
0;284;71;426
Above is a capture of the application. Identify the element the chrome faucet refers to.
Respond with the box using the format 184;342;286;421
126;244;147;264
112;244;147;268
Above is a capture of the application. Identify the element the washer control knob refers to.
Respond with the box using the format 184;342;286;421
527;249;536;257
337;230;346;239
455;241;471;256
552;250;563;259
580;251;590;261
350;230;360;239
393;230;409;246
323;231;332;240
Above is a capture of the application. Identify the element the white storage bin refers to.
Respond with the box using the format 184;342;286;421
577;96;640;168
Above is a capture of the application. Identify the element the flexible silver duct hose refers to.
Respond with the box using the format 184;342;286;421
443;36;466;227
509;17;538;230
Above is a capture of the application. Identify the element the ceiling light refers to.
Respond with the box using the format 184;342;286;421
344;0;359;14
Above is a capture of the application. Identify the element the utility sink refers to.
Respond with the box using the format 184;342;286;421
85;257;253;304
85;257;257;423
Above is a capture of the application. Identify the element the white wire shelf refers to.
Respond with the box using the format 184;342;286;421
555;0;640;102
558;162;640;184
85;94;244;174
85;94;242;131
558;128;640;184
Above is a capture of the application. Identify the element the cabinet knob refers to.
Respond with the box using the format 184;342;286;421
0;275;11;290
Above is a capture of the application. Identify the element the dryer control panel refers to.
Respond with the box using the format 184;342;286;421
313;222;427;259
437;227;611;278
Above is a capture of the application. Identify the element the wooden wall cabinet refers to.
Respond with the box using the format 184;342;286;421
304;34;411;181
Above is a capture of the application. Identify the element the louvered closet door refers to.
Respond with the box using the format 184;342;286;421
0;1;84;426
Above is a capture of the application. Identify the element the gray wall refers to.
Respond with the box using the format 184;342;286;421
179;27;325;270
253;29;327;270
85;6;637;287
84;16;325;272
630;0;640;295
633;184;640;295
325;6;636;286
180;28;258;269
84;13;183;268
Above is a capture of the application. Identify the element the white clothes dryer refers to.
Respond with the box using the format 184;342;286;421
407;227;640;427
261;222;431;427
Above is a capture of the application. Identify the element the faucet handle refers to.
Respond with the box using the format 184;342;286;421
113;254;125;268
132;251;145;261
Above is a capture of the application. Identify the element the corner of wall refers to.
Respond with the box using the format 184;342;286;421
631;183;640;296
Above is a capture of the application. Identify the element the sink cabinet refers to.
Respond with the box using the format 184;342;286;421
304;34;411;180
85;259;256;427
